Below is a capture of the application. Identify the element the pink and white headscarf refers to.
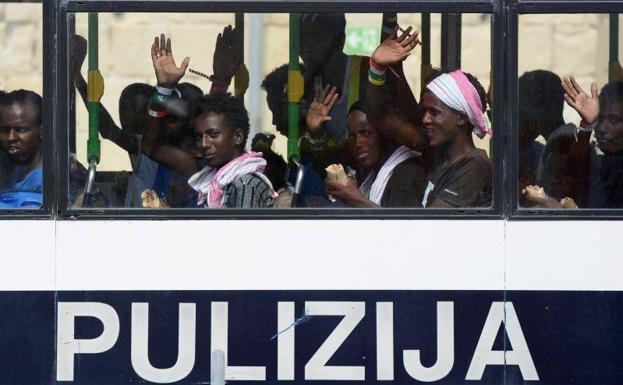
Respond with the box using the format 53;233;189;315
425;70;491;138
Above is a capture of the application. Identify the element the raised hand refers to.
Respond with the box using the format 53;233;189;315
213;25;242;84
150;33;190;88
371;26;420;68
306;84;339;135
562;75;599;125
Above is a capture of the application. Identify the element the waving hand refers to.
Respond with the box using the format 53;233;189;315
371;26;420;68
562;75;599;125
151;33;190;88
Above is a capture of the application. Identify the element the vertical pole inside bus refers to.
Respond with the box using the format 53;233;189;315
287;13;303;159
441;13;461;71
68;14;77;154
421;13;432;93
85;13;104;205
609;14;622;82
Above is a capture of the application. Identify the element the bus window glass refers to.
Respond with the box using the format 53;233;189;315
518;14;623;210
68;12;492;210
0;2;44;211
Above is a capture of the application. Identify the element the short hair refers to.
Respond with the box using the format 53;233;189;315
0;89;42;126
119;83;153;123
518;70;564;138
0;90;5;102
261;63;308;95
424;69;488;114
348;100;367;116
300;13;346;38
261;64;290;95
538;123;577;200
599;80;623;110
193;93;250;150
261;63;309;137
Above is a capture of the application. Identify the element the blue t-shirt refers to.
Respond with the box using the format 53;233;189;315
0;167;43;209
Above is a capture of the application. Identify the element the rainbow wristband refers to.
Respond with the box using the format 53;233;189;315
368;69;386;86
369;58;387;75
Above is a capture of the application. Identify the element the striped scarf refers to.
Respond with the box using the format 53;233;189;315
426;70;491;138
188;152;277;208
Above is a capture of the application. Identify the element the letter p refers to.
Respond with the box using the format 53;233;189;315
56;302;120;381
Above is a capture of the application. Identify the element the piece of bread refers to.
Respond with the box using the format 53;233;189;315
560;197;578;209
325;164;349;185
141;189;163;208
522;185;547;199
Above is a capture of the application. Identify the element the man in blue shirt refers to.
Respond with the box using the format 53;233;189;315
0;90;43;209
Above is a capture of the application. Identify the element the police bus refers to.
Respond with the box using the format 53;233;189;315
0;0;622;384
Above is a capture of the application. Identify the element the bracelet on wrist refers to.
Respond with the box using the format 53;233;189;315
579;119;597;132
148;109;168;118
155;85;182;98
151;92;170;107
368;69;386;86
369;58;387;74
155;85;174;96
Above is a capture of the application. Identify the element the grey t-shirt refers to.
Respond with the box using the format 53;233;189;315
422;148;492;208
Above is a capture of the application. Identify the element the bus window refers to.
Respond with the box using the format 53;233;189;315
67;12;492;211
518;13;623;210
0;2;44;212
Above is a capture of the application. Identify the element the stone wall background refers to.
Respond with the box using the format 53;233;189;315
0;5;616;170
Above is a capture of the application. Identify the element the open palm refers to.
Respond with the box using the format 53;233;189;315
371;26;420;68
306;84;339;135
562;75;599;125
151;33;190;88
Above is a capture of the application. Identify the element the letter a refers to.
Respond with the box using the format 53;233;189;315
466;302;539;381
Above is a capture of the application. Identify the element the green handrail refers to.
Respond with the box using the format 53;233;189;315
287;13;303;158
87;13;103;165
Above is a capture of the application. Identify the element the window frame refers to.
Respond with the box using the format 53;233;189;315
55;0;506;220
508;0;623;219
0;0;55;220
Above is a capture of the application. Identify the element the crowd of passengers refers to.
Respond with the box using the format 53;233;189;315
0;14;619;209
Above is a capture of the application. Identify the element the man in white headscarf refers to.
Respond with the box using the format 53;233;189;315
365;27;493;208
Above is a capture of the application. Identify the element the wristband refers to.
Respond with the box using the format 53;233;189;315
368;69;386;86
369;58;386;74
579;120;597;131
155;85;183;98
151;92;170;106
148;109;168;118
155;85;174;96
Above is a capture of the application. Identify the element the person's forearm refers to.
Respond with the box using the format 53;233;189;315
366;81;393;125
209;78;230;95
